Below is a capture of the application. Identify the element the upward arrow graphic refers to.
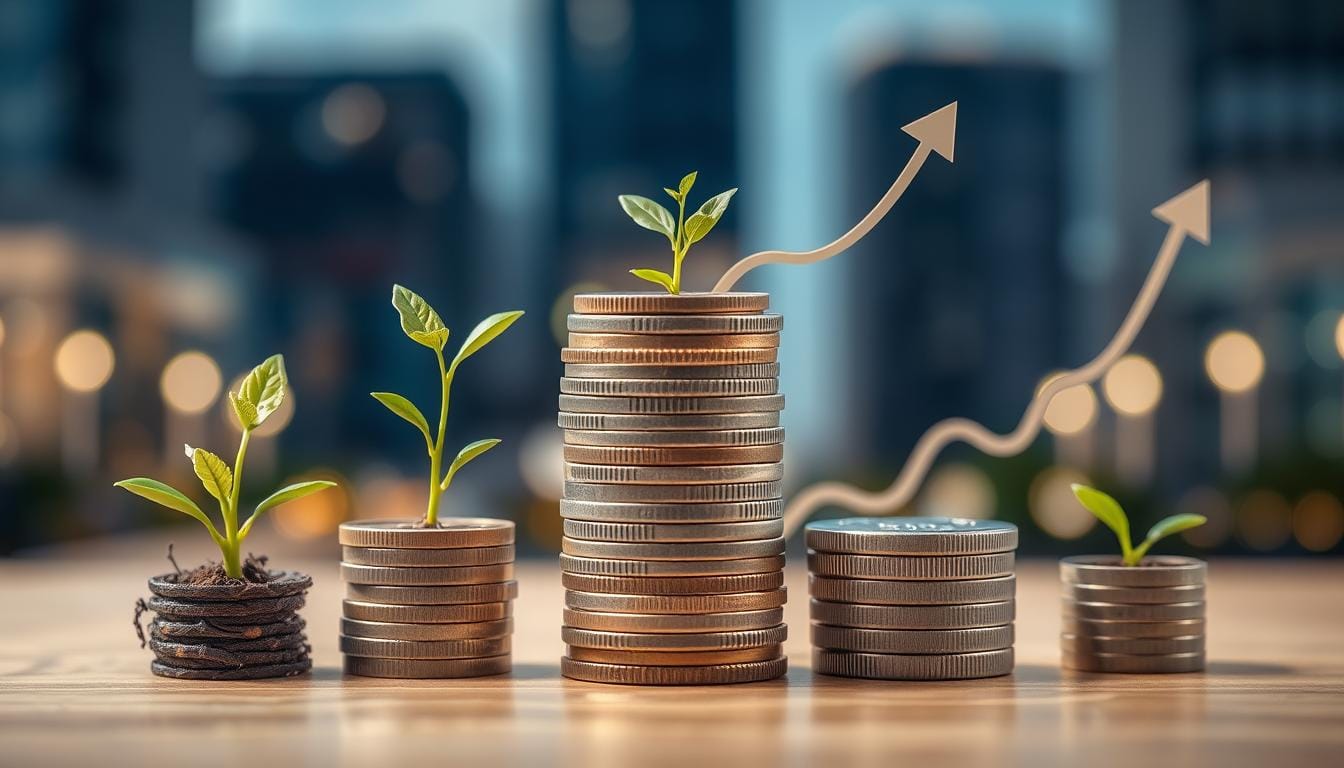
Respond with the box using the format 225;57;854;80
781;180;1212;536
711;102;958;293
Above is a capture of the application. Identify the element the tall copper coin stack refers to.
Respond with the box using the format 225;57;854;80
558;292;788;685
337;519;517;678
805;518;1018;680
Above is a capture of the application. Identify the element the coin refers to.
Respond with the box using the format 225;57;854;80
563;625;788;651
564;462;784;485
1063;599;1205;622
813;648;1014;680
338;518;515;549
561;656;786;685
338;635;511;660
569;332;780;350
1064;582;1205;605
562;571;785;595
563;427;785;447
558;412;781;431
561;377;778;398
340;562;514;586
561;347;778;365
1060;633;1204;655
567;645;783;666
1061;650;1205;674
1061;617;1206;638
810;624;1015;654
564;518;784;543
341;600;512;624
808;575;1016;605
558;393;785;415
564;481;781;503
562;536;785;561
560;499;783;523
565;588;787;614
340;545;514;567
567;314;783;335
561;554;785;577
565;363;780;380
344;581;518;605
810;599;1016;630
807;551;1015;581
1060;555;1206;587
344;655;511;679
341;617;513;641
805;517;1019;556
564;607;784;633
572;292;769;315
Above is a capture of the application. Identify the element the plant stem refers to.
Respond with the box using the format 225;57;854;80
672;194;687;293
425;348;451;526
223;427;252;578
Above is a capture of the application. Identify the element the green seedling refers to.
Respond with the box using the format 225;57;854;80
116;355;336;578
619;171;737;294
1071;484;1206;566
374;284;523;527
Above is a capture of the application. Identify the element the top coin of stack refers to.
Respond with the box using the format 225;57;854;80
558;292;788;686
806;517;1019;681
338;519;518;679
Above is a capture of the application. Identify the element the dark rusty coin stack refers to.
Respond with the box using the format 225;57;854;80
1060;555;1206;673
806;517;1018;680
338;519;517;678
559;292;788;685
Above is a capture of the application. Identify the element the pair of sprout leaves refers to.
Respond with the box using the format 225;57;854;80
620;171;736;295
1071;484;1207;566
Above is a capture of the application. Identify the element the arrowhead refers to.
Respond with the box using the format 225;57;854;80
901;102;957;162
1151;180;1210;244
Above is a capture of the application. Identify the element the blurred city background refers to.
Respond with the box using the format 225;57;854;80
1;0;1341;560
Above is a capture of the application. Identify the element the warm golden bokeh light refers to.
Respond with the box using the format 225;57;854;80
1103;355;1163;416
53;330;115;393
1235;488;1292;552
1205;330;1265;393
1040;376;1098;436
1336;314;1344;360
0;315;6;347
271;472;348;540
519;421;564;501
322;83;385;146
1293;491;1344;553
160;351;222;414
919;462;995;519
1028;466;1095;539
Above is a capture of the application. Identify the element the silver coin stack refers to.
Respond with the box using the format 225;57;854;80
337;519;517;678
558;291;789;686
805;517;1018;680
1060;555;1206;673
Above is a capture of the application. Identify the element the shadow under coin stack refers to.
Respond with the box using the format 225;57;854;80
338;519;517;678
558;292;788;685
806;518;1019;680
1060;555;1206;673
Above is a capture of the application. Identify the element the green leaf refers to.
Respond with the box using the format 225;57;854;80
229;391;257;429
629;268;676;293
441;438;501;491
678;171;698;197
663;187;680;201
618;195;676;242
236;354;287;428
114;478;223;544
371;392;432;451
452;310;524;370
1146;514;1207;544
392;284;450;350
1071;484;1132;556
186;445;233;507
239;480;337;538
683;188;737;245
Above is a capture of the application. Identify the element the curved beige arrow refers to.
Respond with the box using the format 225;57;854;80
711;102;958;293
782;180;1211;536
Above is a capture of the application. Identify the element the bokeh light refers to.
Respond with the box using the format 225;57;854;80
53;330;115;393
0;413;17;466
270;471;349;541
321;83;385;146
1292;491;1344;553
160;351;223;414
1028;466;1095;539
918;462;995;519
1102;355;1163;416
1336;314;1344;360
1040;376;1098;436
1235;488;1293;551
0;315;6;347
1176;486;1233;548
519;421;564;501
1205;330;1265;393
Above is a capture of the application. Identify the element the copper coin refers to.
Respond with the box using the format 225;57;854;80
562;444;783;466
566;645;783;666
813;648;1014;680
341;599;512;624
807;551;1015;581
561;571;785;596
563;607;784;633
562;625;788;651
558;412;780;431
809;599;1015;630
563;427;785;447
338;634;510;660
340;562;514;586
568;332;780;350
564;518;783;543
561;656;786;685
561;536;785;561
561;554;785;577
344;655;511;679
808;575;1016;605
565;588;787;614
560;377;778;398
344;581;518;605
571;292;769;315
340;545;514;567
565;363;780;380
339;518;515;549
340;617;513;641
567;314;783;334
810;624;1015;654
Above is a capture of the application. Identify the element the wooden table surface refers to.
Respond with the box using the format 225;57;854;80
3;536;1343;767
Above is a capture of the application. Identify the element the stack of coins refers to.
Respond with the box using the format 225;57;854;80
1060;555;1206;673
337;519;517;678
558;292;788;685
805;517;1018;680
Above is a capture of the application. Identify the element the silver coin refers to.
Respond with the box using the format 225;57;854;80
560;377;778;397
344;582;518;605
563;427;785;447
810;599;1015;630
565;481;782;503
338;634;511;660
563;607;784;633
562;571;785;596
559;411;781;431
562;624;788;651
561;536;786;561
1061;650;1205;674
338;518;515;548
813;648;1014;680
565;588;787;615
340;562;514;587
340;545;514;568
1065;582;1205;605
807;551;1015;581
564;462;783;485
564;518;784;543
1061;617;1206;639
808;575;1016;605
572;292;769;315
565;443;784;467
561;347;778;365
811;624;1015;654
805;517;1018;556
567;314;784;334
560;553;785;577
340;617;513;642
1060;555;1206;587
1060;633;1204;655
558;394;784;415
565;363;780;380
568;332;780;349
1063;599;1205;622
560;498;783;523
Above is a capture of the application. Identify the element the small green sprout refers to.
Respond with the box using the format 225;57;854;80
1071;484;1206;566
619;171;737;294
116;355;336;579
374;284;523;527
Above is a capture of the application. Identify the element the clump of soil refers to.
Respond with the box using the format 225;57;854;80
178;555;273;586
